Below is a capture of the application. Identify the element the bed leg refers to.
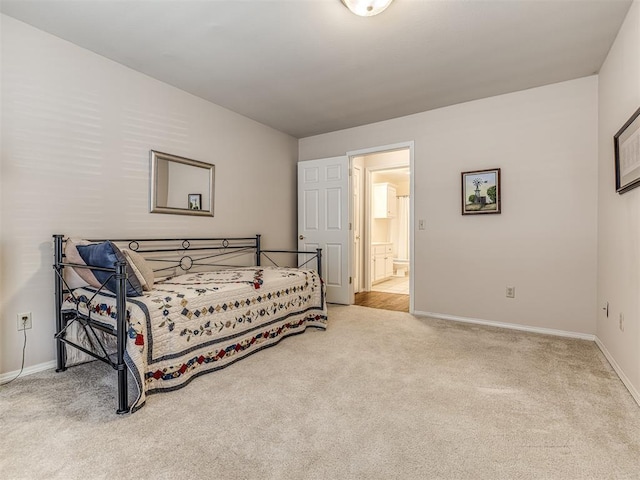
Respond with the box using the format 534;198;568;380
55;341;67;373
116;365;128;414
53;234;67;372
115;260;129;414
54;308;67;373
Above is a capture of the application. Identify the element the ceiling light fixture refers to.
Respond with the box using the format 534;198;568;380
341;0;394;17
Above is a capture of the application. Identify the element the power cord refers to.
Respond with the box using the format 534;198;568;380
0;324;27;386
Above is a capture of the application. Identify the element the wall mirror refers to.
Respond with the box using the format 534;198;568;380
150;150;215;217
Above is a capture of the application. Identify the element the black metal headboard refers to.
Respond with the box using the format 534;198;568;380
92;236;261;277
53;234;321;280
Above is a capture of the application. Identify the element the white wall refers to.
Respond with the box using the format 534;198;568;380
0;15;4;376
300;76;599;336
597;0;640;399
0;16;298;374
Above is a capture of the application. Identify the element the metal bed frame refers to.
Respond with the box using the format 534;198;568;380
53;234;322;413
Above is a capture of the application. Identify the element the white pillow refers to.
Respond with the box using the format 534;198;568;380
122;248;155;291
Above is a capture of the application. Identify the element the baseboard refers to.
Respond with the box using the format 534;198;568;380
0;360;56;383
594;337;640;407
414;310;596;341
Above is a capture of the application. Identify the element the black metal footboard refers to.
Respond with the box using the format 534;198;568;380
258;248;323;280
53;234;130;413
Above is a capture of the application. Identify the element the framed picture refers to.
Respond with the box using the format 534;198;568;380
188;193;202;210
461;168;501;215
614;106;640;194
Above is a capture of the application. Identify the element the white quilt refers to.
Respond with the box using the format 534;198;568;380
61;267;327;411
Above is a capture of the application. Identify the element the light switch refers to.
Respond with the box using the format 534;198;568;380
418;219;426;230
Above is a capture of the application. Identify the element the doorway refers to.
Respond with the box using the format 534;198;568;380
350;147;412;312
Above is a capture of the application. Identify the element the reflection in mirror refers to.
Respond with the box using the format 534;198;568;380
150;150;215;216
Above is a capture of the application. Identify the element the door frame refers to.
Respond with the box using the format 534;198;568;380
351;161;364;294
347;141;415;314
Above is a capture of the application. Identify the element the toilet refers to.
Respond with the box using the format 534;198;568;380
393;259;409;277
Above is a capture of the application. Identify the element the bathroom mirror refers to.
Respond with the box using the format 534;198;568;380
149;150;214;217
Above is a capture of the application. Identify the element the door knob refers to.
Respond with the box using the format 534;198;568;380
299;235;305;240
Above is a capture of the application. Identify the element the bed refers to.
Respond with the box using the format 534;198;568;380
53;235;326;413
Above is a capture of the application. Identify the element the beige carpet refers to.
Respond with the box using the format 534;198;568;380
1;305;640;479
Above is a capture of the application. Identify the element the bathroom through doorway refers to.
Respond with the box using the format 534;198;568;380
351;147;412;312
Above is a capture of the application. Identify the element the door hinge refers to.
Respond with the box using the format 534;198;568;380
349;276;352;284
349;222;352;230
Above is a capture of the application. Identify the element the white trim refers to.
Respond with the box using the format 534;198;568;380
595;337;640;407
407;143;415;315
0;360;56;383
414;310;596;341
346;141;414;158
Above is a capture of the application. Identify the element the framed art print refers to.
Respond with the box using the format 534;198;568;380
461;168;501;215
614;106;640;194
188;193;202;210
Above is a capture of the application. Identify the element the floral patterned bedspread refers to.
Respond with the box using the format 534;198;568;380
61;267;327;412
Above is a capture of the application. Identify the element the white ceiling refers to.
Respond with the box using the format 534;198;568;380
373;167;411;186
0;0;632;138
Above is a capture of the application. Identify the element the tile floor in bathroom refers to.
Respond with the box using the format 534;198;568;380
371;275;409;295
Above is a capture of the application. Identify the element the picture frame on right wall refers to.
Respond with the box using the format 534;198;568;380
461;168;501;215
614;106;640;194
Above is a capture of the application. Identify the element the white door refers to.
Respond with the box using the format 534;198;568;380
298;157;352;305
352;165;362;293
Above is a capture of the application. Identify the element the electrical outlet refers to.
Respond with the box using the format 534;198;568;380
619;313;624;332
505;286;515;298
17;312;32;331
